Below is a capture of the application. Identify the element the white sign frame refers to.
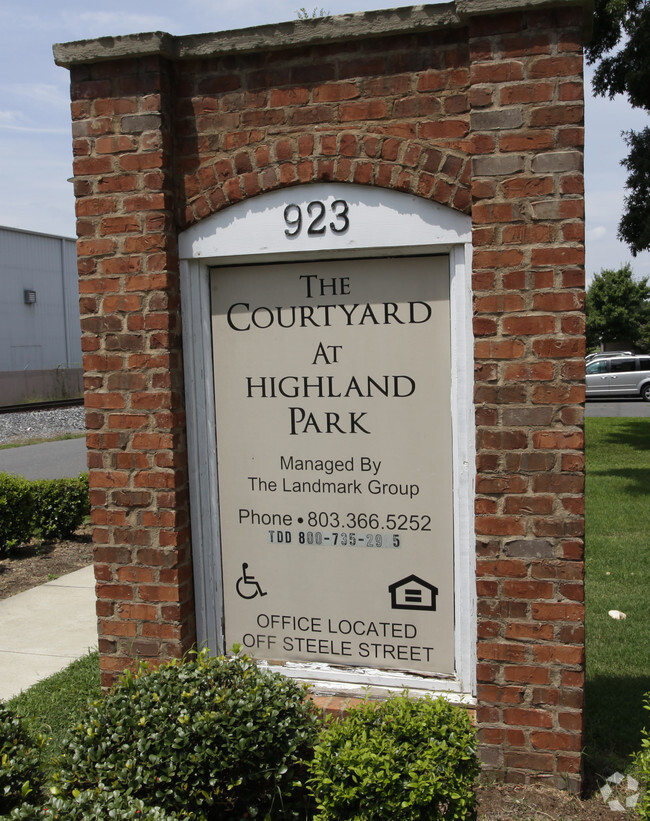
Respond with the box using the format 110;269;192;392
179;183;476;701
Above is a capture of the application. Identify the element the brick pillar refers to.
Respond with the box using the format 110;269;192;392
71;55;195;688
468;7;585;791
56;0;590;789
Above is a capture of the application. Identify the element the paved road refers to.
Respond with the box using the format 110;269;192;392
0;437;88;479
585;399;650;417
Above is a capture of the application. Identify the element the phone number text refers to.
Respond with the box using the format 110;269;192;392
267;530;401;548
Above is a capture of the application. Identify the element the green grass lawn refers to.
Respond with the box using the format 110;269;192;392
6;417;650;785
8;652;101;776
584;416;650;777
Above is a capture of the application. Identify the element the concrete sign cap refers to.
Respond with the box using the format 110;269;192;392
53;0;594;67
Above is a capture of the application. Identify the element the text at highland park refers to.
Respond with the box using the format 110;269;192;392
211;255;456;676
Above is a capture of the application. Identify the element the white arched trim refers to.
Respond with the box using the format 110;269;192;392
180;184;471;264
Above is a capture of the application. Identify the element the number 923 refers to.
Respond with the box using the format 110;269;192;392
284;200;349;238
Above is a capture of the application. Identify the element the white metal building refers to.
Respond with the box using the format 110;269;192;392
0;226;81;404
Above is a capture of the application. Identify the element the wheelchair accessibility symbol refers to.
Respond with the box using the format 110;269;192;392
236;563;267;600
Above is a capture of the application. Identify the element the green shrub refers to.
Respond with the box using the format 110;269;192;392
0;473;33;556
0;702;42;815
0;473;89;555
8;790;181;820
636;693;650;820
31;473;89;540
309;694;479;821
50;649;320;819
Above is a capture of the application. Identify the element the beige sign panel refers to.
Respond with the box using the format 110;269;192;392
211;255;454;675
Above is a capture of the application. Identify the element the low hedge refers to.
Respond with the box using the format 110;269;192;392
9;791;181;820
309;694;479;821
0;474;33;556
0;702;42;815
49;649;320;820
31;475;89;540
0;472;88;555
3;650;484;820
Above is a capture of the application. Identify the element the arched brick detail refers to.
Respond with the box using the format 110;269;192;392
180;132;471;228
172;24;474;229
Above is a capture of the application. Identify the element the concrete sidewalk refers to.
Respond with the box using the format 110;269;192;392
0;565;97;702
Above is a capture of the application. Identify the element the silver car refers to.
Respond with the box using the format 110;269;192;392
586;354;650;401
585;350;632;363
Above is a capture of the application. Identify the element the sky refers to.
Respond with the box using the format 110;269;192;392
1;0;649;284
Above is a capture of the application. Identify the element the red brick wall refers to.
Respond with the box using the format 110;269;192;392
174;26;472;223
72;55;196;681
65;3;585;791
467;8;585;791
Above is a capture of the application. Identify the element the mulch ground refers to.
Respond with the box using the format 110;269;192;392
0;528;93;601
0;531;633;819
477;781;631;820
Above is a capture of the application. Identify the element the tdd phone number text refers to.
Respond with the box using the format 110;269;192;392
267;530;401;548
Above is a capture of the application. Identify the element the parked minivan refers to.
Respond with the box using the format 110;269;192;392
585;354;650;400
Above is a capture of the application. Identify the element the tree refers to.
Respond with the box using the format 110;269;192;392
585;0;650;255
586;263;650;350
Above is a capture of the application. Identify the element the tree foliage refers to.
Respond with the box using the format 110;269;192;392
618;128;650;254
586;263;650;349
585;0;650;255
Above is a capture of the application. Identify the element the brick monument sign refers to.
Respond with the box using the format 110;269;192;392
54;0;590;790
